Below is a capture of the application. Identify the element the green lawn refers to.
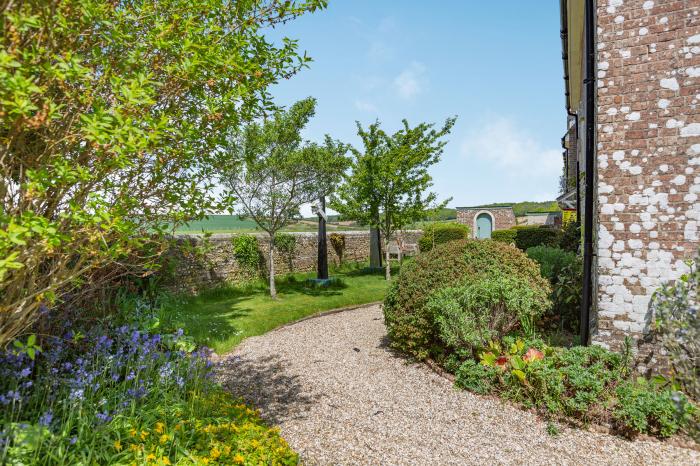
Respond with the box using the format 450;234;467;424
165;264;395;354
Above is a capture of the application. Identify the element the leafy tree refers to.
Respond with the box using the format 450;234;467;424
0;0;326;345
218;98;349;297
332;118;456;279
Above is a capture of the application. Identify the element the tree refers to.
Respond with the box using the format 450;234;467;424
218;98;349;298
0;0;326;345
332;118;456;280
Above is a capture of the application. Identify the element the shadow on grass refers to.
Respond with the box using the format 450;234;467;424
217;353;320;424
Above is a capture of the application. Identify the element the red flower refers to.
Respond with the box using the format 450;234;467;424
495;356;509;367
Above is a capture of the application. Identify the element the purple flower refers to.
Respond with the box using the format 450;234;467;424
95;411;112;424
69;388;84;401
69;436;77;445
39;411;53;426
19;367;31;378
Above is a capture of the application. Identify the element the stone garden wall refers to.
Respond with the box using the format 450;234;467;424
165;230;423;292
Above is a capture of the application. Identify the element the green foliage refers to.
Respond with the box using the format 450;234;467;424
551;257;583;333
526;246;576;281
492;227;560;251
652;255;700;400
429;275;550;357
0;303;297;465
232;235;261;276
614;380;696;438
331;117;456;279
274;233;297;270
418;222;470;252
329;233;346;264
558;220;581;253
217;98;349;297
491;229;517;244
455;360;498;394
448;333;699;439
383;239;550;360
0;0;327;344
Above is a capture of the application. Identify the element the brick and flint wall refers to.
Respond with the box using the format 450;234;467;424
593;0;700;365
456;207;517;236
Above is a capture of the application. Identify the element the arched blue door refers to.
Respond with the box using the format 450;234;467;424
476;213;493;239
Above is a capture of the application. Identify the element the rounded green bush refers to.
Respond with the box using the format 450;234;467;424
526;245;576;281
383;239;551;360
418;222;470;252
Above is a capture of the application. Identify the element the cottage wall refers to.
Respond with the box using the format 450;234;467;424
593;0;700;369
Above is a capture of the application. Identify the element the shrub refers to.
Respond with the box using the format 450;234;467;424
418;223;470;252
455;360;497;394
559;221;581;253
492;227;560;251
329;233;346;264
526;246;576;282
491;229;517;245
652;255;700;400
513;226;561;250
383;239;550;359
429;275;550;357
551;257;583;333
232;234;261;276
0;0;325;346
614;380;696;438
0;304;295;464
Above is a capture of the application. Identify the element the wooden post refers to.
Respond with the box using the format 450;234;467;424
317;196;329;280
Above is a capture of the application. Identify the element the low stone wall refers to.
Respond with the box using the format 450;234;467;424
165;230;422;292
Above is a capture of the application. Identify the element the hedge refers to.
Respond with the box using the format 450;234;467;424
492;226;560;251
418;222;470;252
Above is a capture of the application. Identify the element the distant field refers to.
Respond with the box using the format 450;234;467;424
174;215;365;234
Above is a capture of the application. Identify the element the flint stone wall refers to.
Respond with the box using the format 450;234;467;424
166;230;422;292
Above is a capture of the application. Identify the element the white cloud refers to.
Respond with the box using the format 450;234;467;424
394;62;427;100
460;117;562;177
354;99;378;113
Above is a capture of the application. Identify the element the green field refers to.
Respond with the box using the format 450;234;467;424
174;215;364;234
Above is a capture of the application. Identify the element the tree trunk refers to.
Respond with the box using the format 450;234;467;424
268;234;277;298
384;237;391;280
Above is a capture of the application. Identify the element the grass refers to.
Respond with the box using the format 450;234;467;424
163;263;398;354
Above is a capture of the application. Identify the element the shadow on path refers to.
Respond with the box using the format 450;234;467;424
217;353;319;425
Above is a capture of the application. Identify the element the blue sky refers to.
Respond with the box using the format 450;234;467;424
269;0;565;211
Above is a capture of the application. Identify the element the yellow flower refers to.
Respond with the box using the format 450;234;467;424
146;453;156;462
140;430;149;441
200;458;210;465
161;457;171;465
233;453;245;464
114;440;122;451
155;422;165;434
129;428;137;437
210;447;221;459
159;434;169;444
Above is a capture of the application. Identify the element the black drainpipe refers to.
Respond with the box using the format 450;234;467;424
559;0;581;226
580;0;596;346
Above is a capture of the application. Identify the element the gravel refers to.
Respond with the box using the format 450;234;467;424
217;304;699;465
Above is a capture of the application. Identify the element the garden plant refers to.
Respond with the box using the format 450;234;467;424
384;238;699;440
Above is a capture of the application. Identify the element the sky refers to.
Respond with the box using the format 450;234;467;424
267;0;565;213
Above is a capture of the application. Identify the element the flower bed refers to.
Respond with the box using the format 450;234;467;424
450;336;698;439
0;305;296;465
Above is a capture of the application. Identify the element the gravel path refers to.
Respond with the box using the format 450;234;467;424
217;304;699;465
